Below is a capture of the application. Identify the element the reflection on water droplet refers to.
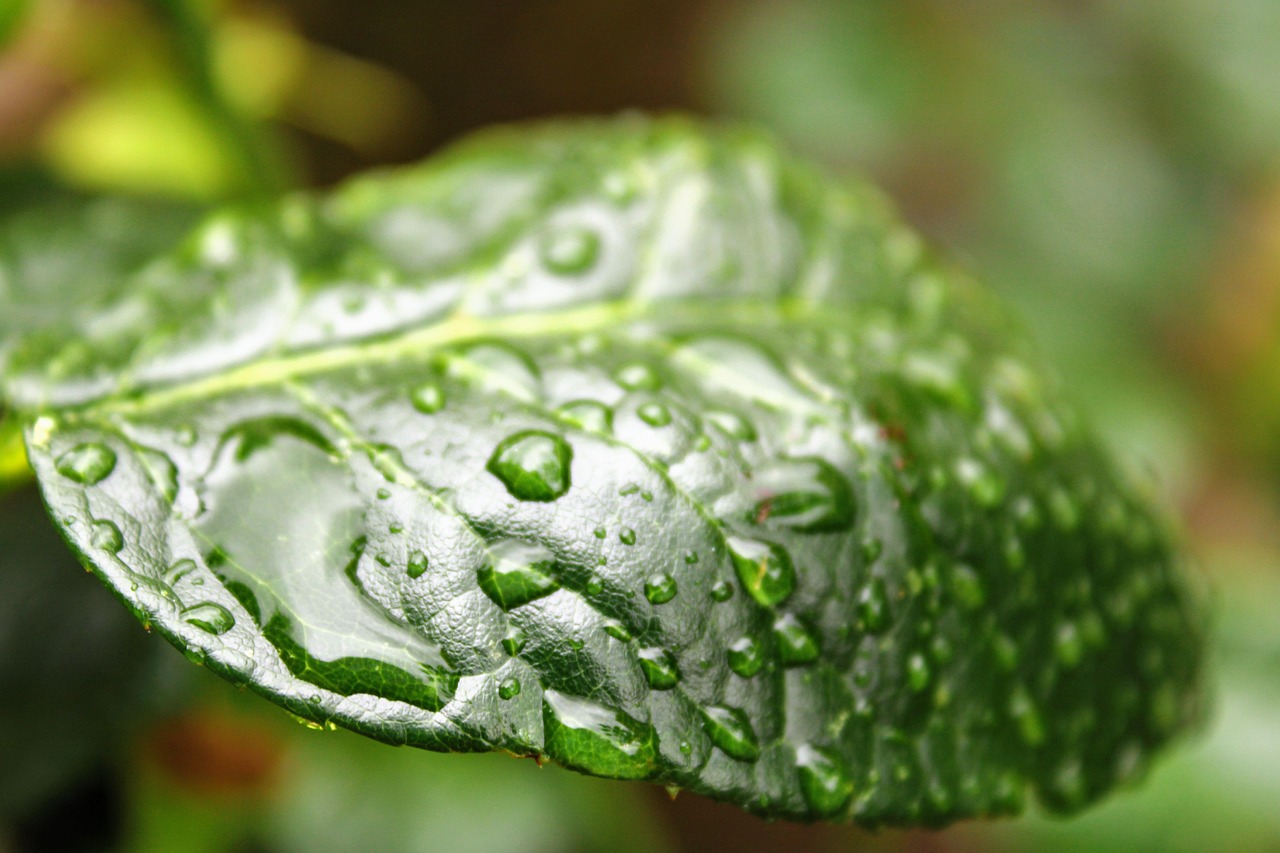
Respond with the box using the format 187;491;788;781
644;573;677;605
477;540;561;610
615;363;660;392
56;443;117;485
90;519;124;554
704;411;756;442
182;602;235;635
558;399;613;433
498;676;522;700
637;402;672;427
638;647;680;690
406;550;429;579
728;636;764;678
797;744;854;816
702;706;760;762
410;383;446;414
750;458;854;532
728;536;795;607
858;577;891;634
541;226;601;275
487;431;572;502
774;614;819;666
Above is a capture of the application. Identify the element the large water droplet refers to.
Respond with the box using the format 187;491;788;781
90;519;124;554
728;537;795;607
477;540;561;610
773;614;819;666
56;443;117;485
727;636;764;678
487;431;572;502
181;602;235;635
750;457;854;532
558;399;613;433
410;382;446;414
857;577;891;634
638;647;680;690
796;744;854;817
540;225;601;275
543;690;656;779
644;573;677;605
702;706;760;763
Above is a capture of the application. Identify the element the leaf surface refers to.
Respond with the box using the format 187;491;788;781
6;118;1205;825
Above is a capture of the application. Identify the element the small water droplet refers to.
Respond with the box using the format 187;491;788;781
540;225;601;275
796;744;854;816
638;647;680;689
502;627;527;656
750;458;855;532
181;602;235;635
704;411;756;442
644;573;677;605
684;550;698;564
593;526;608;540
955;458;1005;507
702;706;760;762
615;363;660;392
774;615;819;666
585;573;605;596
488;431;573;502
858;577;891;634
1055;621;1084;668
603;620;631;641
498;676;522;700
637;402;672;427
619;527;637;546
949;563;985;609
1010;686;1045;746
906;653;931;692
727;636;764;678
1048;487;1081;531
410;383;446;414
90;519;124;554
56;443;117;485
558;399;613;433
728;537;795;607
376;488;391;500
406;550;429;579
993;633;1019;671
861;538;883;564
477;540;561;610
176;426;198;447
709;579;734;602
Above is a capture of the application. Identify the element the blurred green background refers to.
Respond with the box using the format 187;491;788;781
2;1;1278;851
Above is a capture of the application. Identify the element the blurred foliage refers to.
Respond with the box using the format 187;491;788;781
1;0;1278;851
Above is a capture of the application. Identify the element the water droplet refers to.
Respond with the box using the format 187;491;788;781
502;627;527;656
702;706;760;762
949;564;985;609
638;647;680;690
774;615;819;666
181;602;235;635
644;573;677;605
1048;487;1081;531
603;620;631;641
410;383;446;414
175;425;198;447
1010;686;1045;746
498;676;522;700
728;537;795;607
585;573;605;596
543;690;656;778
376;488;391;500
704;411;756;442
858;578;891;634
558;400;613;433
90;519;124;554
906;653;931;692
955;458;1004;507
993;633;1019;671
477;540;561;610
710;579;734;602
861;538;883;564
796;745;854;816
727;636;764;678
615;363;660;392
487;431;572;502
637;402;672;427
1055;621;1084;668
618;527;637;546
406;550;429;579
684;550;698;564
56;443;117;485
750;458;855;532
540;225;601;275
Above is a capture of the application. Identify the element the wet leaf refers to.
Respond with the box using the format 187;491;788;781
2;118;1206;825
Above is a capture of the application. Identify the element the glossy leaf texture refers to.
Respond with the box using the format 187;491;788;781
3;118;1206;826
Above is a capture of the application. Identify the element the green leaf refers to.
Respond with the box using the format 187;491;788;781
4;117;1206;826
